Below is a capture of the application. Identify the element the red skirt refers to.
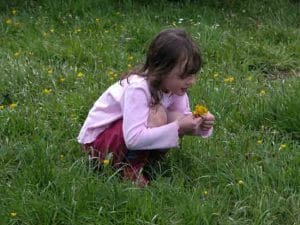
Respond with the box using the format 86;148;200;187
84;119;128;166
83;119;167;168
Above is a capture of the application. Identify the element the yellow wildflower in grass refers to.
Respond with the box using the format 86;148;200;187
238;180;244;185
10;212;17;217
128;56;134;61
77;72;84;78
47;69;53;75
202;190;208;196
60;154;64;160
6;19;12;24
246;75;253;81
127;64;132;69
59;77;65;82
14;52;20;57
259;90;266;96
50;28;55;33
257;139;263;144
12;9;17;15
74;28;81;33
213;73;219;79
102;159;110;166
224;76;234;83
279;144;287;150
0;105;4;110
9;103;17;109
43;88;52;95
95;18;100;23
193;104;208;117
28;51;33;56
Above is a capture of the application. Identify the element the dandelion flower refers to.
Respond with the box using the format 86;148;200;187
202;190;208;196
14;52;20;57
246;75;253;81
128;56;134;61
9;103;17;109
224;76;234;83
238;180;244;185
0;105;4;110
279;144;287;150
10;212;17;217
12;9;17;15
127;64;132;69
77;72;84;78
59;77;65;82
6;19;12;24
43;88;52;95
47;69;53;75
213;73;219;79
193;104;208;117
257;140;263;144
102;159;110;166
259;90;266;96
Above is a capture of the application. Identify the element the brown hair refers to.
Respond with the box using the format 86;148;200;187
121;28;202;105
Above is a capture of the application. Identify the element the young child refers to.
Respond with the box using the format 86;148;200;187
78;28;215;186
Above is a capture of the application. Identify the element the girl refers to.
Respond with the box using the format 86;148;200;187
78;28;215;186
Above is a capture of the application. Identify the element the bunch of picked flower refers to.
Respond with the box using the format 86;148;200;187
193;104;208;117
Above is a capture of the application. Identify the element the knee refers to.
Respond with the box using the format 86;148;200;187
147;104;168;128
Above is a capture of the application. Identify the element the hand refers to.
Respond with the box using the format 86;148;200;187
177;114;203;136
199;112;215;131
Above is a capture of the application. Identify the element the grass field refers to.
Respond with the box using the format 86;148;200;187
1;0;299;224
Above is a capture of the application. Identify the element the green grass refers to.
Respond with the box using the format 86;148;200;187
1;0;299;224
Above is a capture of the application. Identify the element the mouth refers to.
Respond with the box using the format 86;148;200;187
181;88;188;92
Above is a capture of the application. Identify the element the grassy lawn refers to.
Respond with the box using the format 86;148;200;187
0;0;299;224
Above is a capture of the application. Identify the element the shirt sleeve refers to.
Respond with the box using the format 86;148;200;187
168;93;191;115
122;84;180;150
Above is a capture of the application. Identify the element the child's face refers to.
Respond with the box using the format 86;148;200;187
161;62;196;96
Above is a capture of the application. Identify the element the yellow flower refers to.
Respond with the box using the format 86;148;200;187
60;154;64;160
257;139;263;144
14;52;20;57
213;73;219;79
224;76;234;83
43;88;52;95
0;105;4;110
127;64;132;69
77;72;84;78
128;56;134;61
74;28;81;33
28;51;34;56
193;104;208;117
47;69;53;75
95;18;100;23
10;212;17;217
279;144;287;150
246;75;253;81
59;77;65;82
50;28;55;33
6;19;12;24
238;180;244;185
102;159;110;166
9;103;17;109
12;9;17;15
259;90;266;96
202;190;208;196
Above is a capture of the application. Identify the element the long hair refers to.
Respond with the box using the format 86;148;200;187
121;28;202;106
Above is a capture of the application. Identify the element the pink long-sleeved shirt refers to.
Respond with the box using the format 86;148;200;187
77;75;212;150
